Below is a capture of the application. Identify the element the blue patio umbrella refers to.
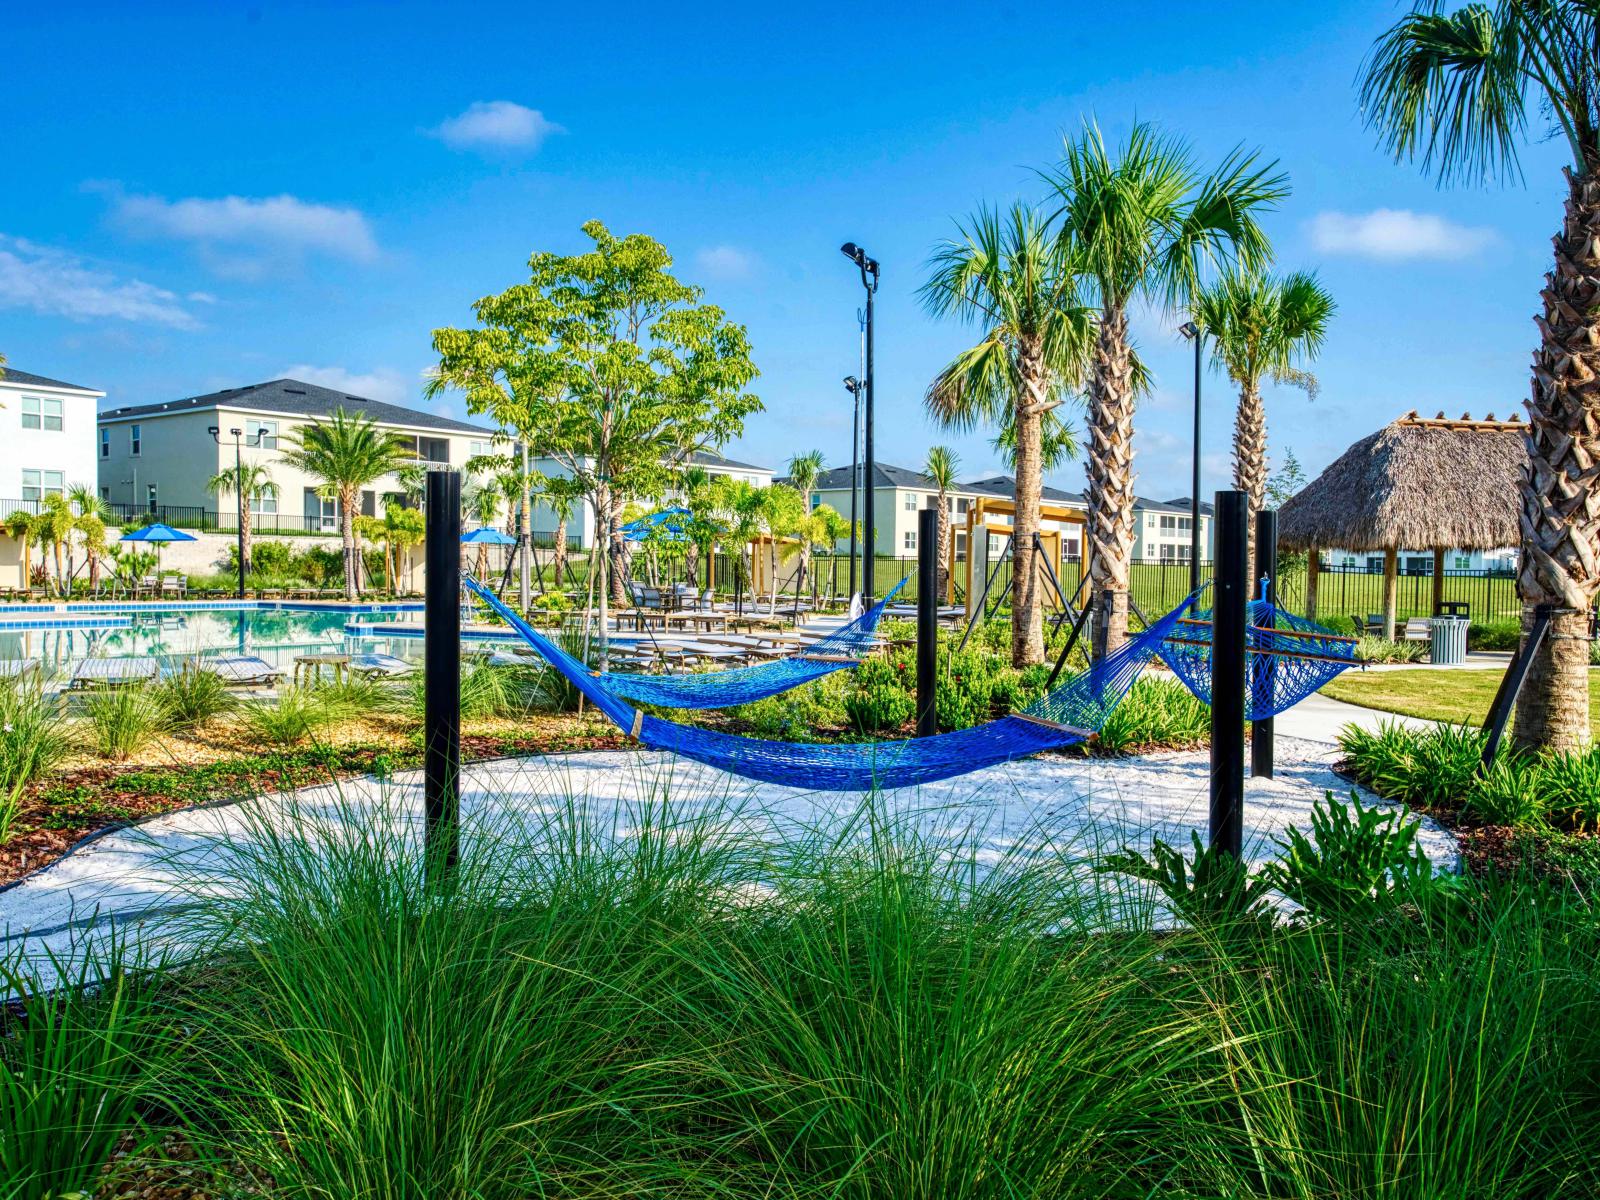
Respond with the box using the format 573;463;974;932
622;506;692;543
461;526;517;545
120;521;198;575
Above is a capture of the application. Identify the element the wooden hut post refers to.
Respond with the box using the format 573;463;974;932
1431;547;1446;616
1382;547;1399;640
1305;548;1320;621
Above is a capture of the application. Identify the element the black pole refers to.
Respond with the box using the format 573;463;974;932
1210;490;1248;858
424;470;462;880
1190;330;1203;594
1479;604;1555;771
916;507;938;737
848;378;860;600
863;283;876;606
1251;508;1279;780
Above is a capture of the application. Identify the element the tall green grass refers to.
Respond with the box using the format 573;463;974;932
0;676;71;840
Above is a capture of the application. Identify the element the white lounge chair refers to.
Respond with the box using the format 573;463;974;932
348;652;418;679
0;658;41;681
71;658;160;689
202;655;285;687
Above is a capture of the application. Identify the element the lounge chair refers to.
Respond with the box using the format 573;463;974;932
202;655;285;687
0;658;41;681
71;658;160;689
160;573;187;599
1402;617;1433;643
348;652;418;679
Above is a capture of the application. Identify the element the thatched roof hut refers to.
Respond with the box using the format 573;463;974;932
1280;411;1525;635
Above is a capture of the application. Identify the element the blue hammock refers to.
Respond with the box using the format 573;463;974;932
581;579;905;709
1155;598;1361;720
463;577;1196;791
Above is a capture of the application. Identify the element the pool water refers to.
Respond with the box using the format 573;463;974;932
0;605;426;674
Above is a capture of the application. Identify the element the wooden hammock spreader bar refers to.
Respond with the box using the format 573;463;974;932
1162;634;1365;667
1175;617;1359;645
1011;712;1097;739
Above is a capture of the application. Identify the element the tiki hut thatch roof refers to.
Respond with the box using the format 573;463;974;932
1279;411;1524;552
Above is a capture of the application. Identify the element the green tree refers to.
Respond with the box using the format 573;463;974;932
992;409;1079;475
280;409;412;600
786;449;826;585
1361;2;1600;751
207;463;278;576
1046;121;1287;658
675;464;716;590
920;203;1095;666
1191;267;1334;559
428;221;761;655
35;494;77;596
465;479;503;580
924;445;961;602
4;512;33;591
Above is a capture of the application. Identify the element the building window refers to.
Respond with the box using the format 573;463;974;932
468;439;496;461
810;492;821;509
955;497;969;514
925;494;937;509
250;493;278;516
147;483;158;508
247;419;278;450
99;485;110;501
954;531;968;556
99;427;110;458
1454;554;1471;570
21;396;63;431
130;424;142;456
21;469;64;501
903;530;917;550
903;493;916;511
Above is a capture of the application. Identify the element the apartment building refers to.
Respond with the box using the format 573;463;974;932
0;366;104;587
808;463;985;558
96;378;503;531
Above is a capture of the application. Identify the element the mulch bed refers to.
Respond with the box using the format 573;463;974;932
1;725;628;890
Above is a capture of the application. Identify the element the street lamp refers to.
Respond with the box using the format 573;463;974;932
209;425;264;599
1178;322;1204;594
840;242;880;603
843;375;864;599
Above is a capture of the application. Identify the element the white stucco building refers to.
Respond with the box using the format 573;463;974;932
0;367;104;588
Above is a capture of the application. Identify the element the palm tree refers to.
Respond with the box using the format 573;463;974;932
67;484;111;594
920;202;1095;667
35;494;77;596
1190;268;1335;561
465;479;503;580
5;511;33;591
207;463;278;576
1046;122;1287;658
992;409;1079;475
280;409;412;600
924;445;961;602
675;465;714;589
1361;5;1600;752
786;449;826;588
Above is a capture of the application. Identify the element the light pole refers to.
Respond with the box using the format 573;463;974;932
840;242;879;603
844;375;863;599
1178;321;1204;594
209;425;263;599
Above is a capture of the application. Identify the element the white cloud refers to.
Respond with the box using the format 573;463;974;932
279;364;408;405
430;101;563;152
109;190;378;277
0;235;197;328
1307;208;1496;261
694;245;759;282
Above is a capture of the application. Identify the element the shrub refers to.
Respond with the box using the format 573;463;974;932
315;675;401;722
1319;614;1359;638
1532;747;1600;831
1095;677;1210;754
1468;617;1521;651
1354;635;1428;664
82;685;166;761
153;660;238;731
0;677;71;840
1337;721;1484;811
406;664;541;722
1262;791;1439;920
1467;756;1547;828
1101;832;1271;928
241;687;331;747
844;684;914;734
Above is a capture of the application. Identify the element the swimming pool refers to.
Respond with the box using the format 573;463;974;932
0;602;427;674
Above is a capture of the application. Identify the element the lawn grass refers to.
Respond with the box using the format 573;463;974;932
1322;666;1600;737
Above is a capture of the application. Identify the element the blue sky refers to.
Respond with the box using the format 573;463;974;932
0;0;1569;499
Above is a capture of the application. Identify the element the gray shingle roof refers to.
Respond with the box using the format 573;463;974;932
684;449;769;473
0;367;101;393
97;378;498;435
813;462;964;492
962;475;1086;505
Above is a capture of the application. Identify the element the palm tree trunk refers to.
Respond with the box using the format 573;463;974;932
340;487;358;601
1011;336;1047;667
1514;167;1600;753
684;539;699;590
936;494;951;604
554;517;569;589
1088;304;1137;660
240;505;254;576
1233;381;1268;567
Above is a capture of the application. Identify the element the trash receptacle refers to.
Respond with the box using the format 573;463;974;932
1430;615;1469;665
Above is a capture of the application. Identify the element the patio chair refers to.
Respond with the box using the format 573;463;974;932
348;652;418;680
1401;617;1432;643
201;655;285;688
0;658;41;682
71;658;160;689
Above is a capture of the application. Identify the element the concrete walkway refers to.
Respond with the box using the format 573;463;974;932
0;738;1456;996
1272;692;1437;744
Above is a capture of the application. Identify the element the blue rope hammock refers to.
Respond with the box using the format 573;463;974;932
581;579;905;709
463;577;1197;791
1155;597;1361;720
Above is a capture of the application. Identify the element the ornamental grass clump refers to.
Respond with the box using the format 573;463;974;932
153;660;237;732
0;675;70;838
82;684;166;761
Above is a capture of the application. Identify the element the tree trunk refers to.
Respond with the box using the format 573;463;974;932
1514;168;1600;752
1233;381;1268;567
477;544;489;581
241;505;254;577
936;499;951;604
1011;336;1047;667
684;539;699;589
1305;549;1319;621
554;517;569;590
1088;304;1137;659
1382;547;1398;641
340;487;359;600
1431;547;1446;617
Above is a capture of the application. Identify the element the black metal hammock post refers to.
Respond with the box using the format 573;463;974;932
1479;604;1556;772
1210;490;1248;858
424;469;462;882
916;507;938;737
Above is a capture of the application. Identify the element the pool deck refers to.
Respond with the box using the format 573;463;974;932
0;736;1457;996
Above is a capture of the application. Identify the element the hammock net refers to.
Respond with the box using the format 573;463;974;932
1155;598;1360;720
579;579;905;709
463;577;1195;791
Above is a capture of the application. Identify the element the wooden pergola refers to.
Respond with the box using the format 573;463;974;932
959;495;1088;606
1279;411;1524;639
